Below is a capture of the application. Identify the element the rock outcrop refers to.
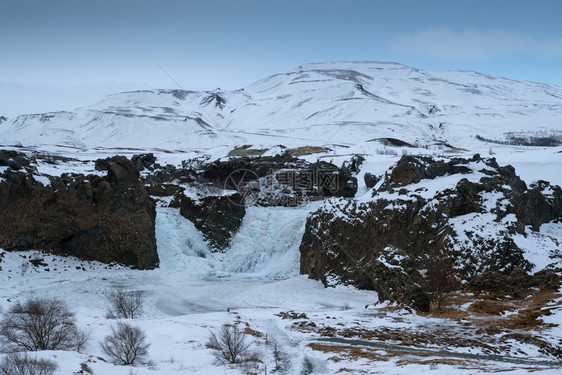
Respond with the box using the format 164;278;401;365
300;155;562;310
0;154;158;269
171;192;246;251
137;152;358;205
0;150;32;170
201;153;358;206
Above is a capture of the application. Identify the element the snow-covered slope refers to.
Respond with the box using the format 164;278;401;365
3;62;562;152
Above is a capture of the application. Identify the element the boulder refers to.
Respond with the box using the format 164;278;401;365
512;182;562;231
382;154;474;189
96;155;139;184
131;153;157;171
364;173;380;189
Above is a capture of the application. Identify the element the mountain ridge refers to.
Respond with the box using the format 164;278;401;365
2;61;562;153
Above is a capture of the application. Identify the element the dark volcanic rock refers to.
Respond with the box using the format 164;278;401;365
299;196;444;311
382;154;475;189
144;164;198;188
300;154;561;309
171;192;245;251
468;267;562;298
308;160;358;198
0;150;32;170
132;153;157;171
146;183;185;197
140;154;359;206
512;181;562;231
0;156;158;269
202;155;358;206
96;155;139;184
364;173;380;189
202;153;301;186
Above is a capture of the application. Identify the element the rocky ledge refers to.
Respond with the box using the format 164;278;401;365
142;151;359;206
0;152;158;269
300;154;562;311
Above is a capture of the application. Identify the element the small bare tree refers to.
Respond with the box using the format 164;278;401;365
207;324;252;364
0;352;58;375
0;297;88;351
105;288;144;319
425;245;461;311
100;322;150;365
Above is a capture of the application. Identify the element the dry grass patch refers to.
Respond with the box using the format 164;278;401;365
395;356;468;367
336;368;369;373
468;300;518;316
395;356;524;372
227;145;267;157
288;146;331;156
503;289;561;329
308;343;389;362
243;326;264;338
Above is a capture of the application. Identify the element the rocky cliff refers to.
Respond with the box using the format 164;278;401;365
300;155;562;310
0;152;158;269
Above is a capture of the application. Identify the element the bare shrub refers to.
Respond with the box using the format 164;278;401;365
76;362;94;374
0;298;88;351
207;324;252;364
424;245;461;311
0;352;58;375
375;147;398;156
239;352;262;374
33;152;77;165
100;322;150;365
105;288;144;319
29;254;47;268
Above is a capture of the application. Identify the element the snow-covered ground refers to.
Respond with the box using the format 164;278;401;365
1;202;561;374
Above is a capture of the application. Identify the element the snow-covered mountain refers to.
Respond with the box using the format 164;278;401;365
3;62;562;152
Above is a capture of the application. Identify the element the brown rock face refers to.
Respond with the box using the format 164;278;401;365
299;196;444;311
383;154;474;189
512;180;562;231
0;157;158;269
299;155;562;310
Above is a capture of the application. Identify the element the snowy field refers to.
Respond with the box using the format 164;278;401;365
1;209;561;374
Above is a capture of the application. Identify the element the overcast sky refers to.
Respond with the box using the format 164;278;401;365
1;0;561;117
